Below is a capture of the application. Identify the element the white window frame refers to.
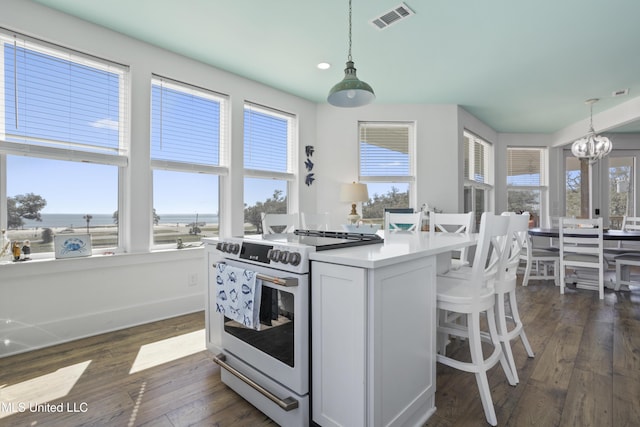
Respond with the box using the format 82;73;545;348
463;130;493;218
506;147;549;227
358;121;416;207
0;28;129;257
243;102;298;213
150;76;229;249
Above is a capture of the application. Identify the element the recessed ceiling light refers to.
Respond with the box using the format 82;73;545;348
317;62;331;70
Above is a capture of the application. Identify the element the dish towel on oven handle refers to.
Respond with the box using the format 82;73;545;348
215;263;262;330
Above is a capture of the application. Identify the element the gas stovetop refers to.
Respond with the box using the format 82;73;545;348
214;229;383;273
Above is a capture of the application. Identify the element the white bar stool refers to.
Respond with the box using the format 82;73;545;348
495;212;535;384
436;213;516;426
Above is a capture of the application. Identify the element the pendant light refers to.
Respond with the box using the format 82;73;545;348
571;98;613;164
327;0;375;108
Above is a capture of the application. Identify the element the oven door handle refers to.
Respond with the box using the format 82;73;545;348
213;353;299;411
212;263;298;287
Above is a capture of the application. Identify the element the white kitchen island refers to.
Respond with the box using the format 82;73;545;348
309;232;477;427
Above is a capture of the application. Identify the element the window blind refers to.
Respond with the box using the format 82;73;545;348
244;103;293;173
507;148;544;186
151;76;225;167
1;29;128;156
359;123;410;177
464;132;490;184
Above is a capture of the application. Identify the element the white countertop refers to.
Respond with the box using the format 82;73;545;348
309;232;478;269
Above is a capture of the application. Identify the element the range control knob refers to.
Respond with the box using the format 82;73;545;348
230;243;240;254
288;252;301;266
215;242;223;251
278;250;290;264
268;249;281;262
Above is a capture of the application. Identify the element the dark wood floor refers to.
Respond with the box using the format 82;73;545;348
1;277;639;427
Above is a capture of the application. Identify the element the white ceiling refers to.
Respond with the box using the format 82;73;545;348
32;0;640;134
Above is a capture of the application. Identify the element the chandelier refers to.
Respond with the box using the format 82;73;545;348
571;98;612;164
327;0;375;108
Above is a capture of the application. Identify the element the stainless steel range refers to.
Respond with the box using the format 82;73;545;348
205;230;382;427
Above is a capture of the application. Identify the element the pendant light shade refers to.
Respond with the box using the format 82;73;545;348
328;60;375;107
571;98;612;164
327;0;375;108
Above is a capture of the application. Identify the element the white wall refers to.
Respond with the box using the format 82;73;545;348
316;103;463;225
0;0;317;357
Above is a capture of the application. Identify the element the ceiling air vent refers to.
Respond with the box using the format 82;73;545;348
371;2;415;30
612;88;629;97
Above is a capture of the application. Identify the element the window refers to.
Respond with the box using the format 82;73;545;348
150;76;227;245
565;156;583;219
243;103;296;234
463;131;493;226
565;153;636;229
358;122;415;223
608;156;634;229
0;29;128;257
506;147;547;227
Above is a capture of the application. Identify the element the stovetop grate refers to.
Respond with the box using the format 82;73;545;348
294;229;382;241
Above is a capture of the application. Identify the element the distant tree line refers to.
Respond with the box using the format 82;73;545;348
112;209;161;225
242;187;410;233
244;190;287;234
7;193;47;229
361;186;409;219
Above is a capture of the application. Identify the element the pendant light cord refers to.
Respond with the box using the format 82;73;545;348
586;98;598;133
347;0;353;62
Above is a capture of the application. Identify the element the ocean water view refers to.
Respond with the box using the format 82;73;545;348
18;213;219;229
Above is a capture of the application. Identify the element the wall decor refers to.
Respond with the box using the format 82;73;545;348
305;158;314;171
304;145;315;186
305;173;315;186
54;234;92;259
305;145;314;157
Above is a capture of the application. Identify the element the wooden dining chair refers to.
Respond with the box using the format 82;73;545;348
559;216;605;299
429;211;475;269
605;215;640;257
300;212;330;231
384;211;422;233
260;213;299;234
610;216;640;289
520;233;560;287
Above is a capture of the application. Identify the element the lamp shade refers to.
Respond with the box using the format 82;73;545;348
340;182;369;202
327;61;376;108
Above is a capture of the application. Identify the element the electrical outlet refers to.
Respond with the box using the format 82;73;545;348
188;273;198;287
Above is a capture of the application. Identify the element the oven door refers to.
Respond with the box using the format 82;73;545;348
217;259;309;396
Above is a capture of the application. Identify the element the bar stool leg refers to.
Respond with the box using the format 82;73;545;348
509;291;534;358
468;311;498;426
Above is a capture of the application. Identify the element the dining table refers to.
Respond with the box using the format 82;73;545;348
528;227;640;291
528;227;640;241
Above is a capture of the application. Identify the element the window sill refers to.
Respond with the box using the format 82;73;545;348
0;246;204;280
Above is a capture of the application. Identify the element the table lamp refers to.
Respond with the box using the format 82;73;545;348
340;182;369;224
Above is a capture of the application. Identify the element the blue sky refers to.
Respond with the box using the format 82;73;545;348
4;44;282;214
7;155;278;214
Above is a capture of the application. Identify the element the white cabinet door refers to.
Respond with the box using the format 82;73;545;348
312;262;367;427
368;256;436;426
312;256;438;427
